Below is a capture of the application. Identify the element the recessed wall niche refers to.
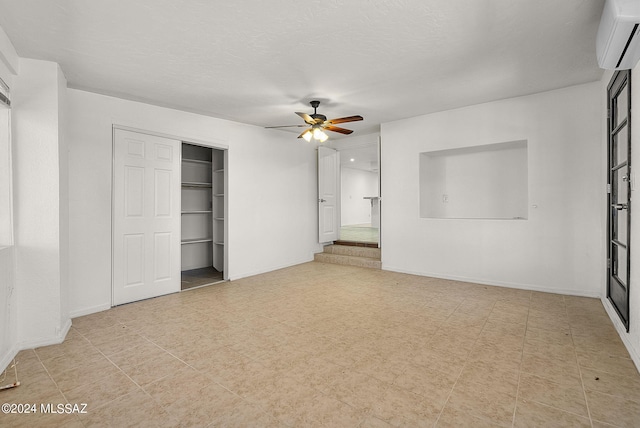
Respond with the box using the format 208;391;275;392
419;140;528;219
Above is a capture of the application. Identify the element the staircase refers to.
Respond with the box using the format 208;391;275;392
314;244;381;269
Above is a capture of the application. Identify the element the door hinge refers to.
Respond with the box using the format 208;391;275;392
607;184;612;194
607;108;611;119
607;259;611;269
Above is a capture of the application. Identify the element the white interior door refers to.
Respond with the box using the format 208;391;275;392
318;146;339;243
113;129;181;305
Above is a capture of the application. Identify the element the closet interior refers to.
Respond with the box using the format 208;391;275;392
181;143;226;290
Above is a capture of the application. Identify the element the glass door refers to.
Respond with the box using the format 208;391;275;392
607;70;632;331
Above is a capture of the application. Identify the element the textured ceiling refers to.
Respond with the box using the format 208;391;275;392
0;0;605;138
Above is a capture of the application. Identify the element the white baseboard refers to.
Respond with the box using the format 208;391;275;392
601;297;640;373
0;344;19;373
69;303;111;319
381;265;602;298
229;255;315;281
18;317;72;350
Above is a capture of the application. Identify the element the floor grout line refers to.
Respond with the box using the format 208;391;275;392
511;292;532;427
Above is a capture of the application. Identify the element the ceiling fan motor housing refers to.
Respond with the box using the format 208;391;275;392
309;101;326;123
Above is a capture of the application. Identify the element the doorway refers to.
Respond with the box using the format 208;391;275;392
337;139;380;247
180;143;227;290
607;70;632;331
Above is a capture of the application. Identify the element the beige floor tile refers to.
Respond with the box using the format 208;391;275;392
525;325;574;347
162;381;242;426
107;340;167;372
80;388;179;427
119;351;187;387
526;313;571;333
360;415;394;427
352;354;405;385
576;348;638;377
468;342;523;372
586;389;640;427
518;372;588;417
410;347;466;377
327;370;388;411
143;366;215;407
521;352;582;388
523;336;577;361
288;356;347;394
258;384;319;426
446;377;517;426
64;370;141;411
581;366;640;398
513;398;591;427
40;347;105;378
51;356;122;392
394;363;457;404
306;391;367;426
591;420;623;428
216;360;276;399
370;384;441;427
436;405;506;427
457;360;520;396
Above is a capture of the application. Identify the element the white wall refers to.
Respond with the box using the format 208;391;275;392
600;66;640;370
67;89;321;317
12;58;70;348
381;82;603;296
0;247;16;372
341;167;377;226
0;23;17;372
420;142;528;219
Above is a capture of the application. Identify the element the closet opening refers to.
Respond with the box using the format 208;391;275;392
181;142;226;290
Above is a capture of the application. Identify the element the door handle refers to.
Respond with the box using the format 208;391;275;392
615;203;628;210
319;198;326;203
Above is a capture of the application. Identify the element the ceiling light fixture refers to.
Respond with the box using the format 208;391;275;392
313;127;329;143
301;126;328;143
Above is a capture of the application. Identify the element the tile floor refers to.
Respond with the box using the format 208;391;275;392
1;262;639;427
339;224;379;244
181;267;224;291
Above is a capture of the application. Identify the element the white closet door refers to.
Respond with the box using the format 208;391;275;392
113;129;181;305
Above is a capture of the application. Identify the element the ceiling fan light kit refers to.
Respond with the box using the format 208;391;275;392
266;100;363;143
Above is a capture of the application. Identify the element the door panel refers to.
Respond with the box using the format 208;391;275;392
154;169;172;216
607;70;631;331
113;129;181;305
124;234;144;286
318;146;339;243
125;166;144;217
154;232;172;280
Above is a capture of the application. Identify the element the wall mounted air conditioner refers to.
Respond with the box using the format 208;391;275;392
597;0;640;70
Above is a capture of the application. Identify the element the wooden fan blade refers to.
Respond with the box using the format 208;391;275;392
296;112;316;125
265;125;308;129
324;125;353;135
328;115;363;125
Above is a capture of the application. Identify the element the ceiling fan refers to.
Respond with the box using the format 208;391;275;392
266;100;363;142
